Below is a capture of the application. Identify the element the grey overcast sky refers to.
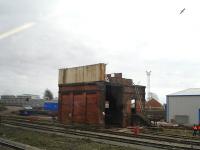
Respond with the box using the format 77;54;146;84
0;0;200;103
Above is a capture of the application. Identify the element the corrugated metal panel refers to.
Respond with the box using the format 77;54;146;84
58;63;106;84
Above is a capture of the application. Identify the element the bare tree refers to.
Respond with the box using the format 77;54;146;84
43;89;54;100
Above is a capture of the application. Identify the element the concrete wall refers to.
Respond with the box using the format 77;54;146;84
167;95;200;126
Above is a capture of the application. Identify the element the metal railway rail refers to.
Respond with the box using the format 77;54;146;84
142;130;195;139
0;139;23;150
1;119;200;150
2;117;200;143
4;120;200;146
2;117;200;142
2;116;195;138
0;137;41;150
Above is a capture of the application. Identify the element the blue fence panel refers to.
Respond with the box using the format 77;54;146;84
44;102;58;111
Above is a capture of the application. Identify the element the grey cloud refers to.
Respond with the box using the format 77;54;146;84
0;14;98;97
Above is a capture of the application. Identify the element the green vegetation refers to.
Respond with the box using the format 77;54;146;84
0;125;138;150
0;145;13;150
0;104;7;111
143;127;195;138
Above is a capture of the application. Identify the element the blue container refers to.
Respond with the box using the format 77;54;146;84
44;102;58;111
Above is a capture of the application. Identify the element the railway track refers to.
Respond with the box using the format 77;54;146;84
115;126;196;140
1;118;200;150
0;137;41;150
2;116;195;138
2;116;199;142
143;130;188;137
0;138;22;150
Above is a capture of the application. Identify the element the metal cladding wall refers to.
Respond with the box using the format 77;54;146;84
58;82;105;125
58;63;106;84
167;95;200;126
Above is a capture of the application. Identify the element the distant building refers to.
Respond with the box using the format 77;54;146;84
166;88;200;126
146;98;163;110
145;98;165;121
1;95;15;99
0;94;44;107
17;94;40;99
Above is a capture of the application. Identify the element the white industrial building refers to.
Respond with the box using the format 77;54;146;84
166;88;200;126
0;94;44;107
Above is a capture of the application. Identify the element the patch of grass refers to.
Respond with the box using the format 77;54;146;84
0;125;138;150
144;127;195;138
0;104;7;111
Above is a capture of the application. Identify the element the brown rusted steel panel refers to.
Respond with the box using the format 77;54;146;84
73;94;86;123
86;93;99;124
60;93;73;124
58;83;105;125
58;63;106;84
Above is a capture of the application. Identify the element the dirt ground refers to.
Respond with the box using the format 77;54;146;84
0;106;22;115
